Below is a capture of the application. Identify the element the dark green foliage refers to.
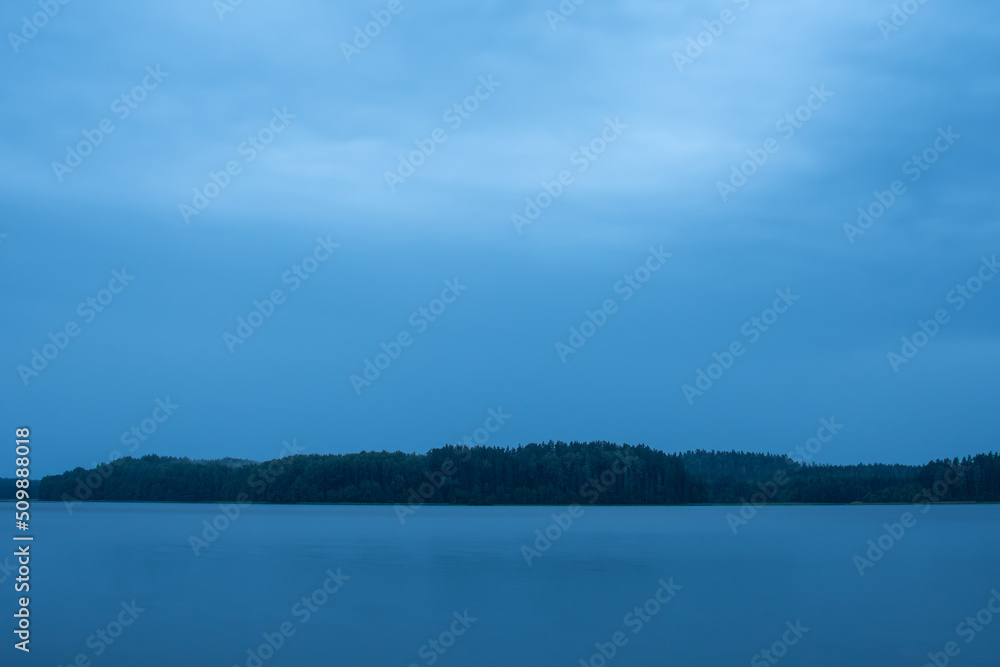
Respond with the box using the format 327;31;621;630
0;478;33;499
38;442;688;505
680;450;930;503
918;454;1000;502
681;450;1000;503
36;445;1000;505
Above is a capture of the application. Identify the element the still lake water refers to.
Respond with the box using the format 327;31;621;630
3;502;999;666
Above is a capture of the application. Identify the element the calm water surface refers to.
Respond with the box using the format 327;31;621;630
3;502;998;666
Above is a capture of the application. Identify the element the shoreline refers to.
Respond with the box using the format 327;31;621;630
4;499;997;507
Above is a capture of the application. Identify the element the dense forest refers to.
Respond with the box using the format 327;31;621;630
40;442;690;505
0;478;30;499
34;442;1000;506
683;450;942;504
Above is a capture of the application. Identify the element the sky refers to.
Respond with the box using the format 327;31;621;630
2;0;998;476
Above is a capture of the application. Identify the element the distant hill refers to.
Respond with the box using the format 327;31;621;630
35;443;1000;505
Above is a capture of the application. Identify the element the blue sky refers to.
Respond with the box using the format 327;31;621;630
2;0;998;476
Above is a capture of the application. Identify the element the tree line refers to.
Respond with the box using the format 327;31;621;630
34;442;1000;505
0;478;31;499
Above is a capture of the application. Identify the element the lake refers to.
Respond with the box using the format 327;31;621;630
3;502;999;666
